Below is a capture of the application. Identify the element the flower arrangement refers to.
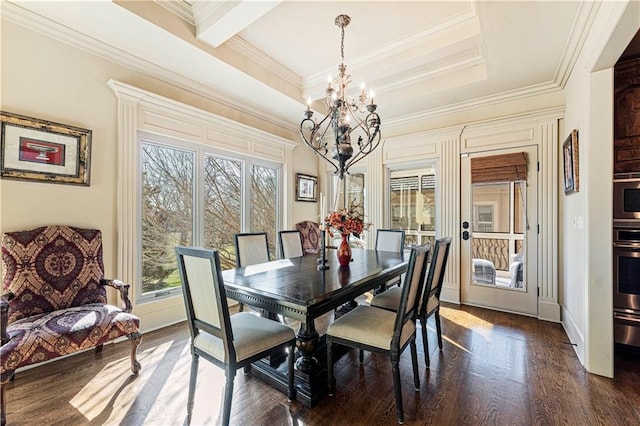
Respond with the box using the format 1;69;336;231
324;205;367;238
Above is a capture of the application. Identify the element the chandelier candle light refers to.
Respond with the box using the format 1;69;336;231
300;14;382;180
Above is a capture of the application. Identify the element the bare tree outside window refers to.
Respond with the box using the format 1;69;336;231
204;156;242;269
251;165;278;260
141;143;194;294
140;142;281;297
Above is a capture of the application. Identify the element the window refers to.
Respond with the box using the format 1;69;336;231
389;166;437;247
139;138;281;301
141;144;194;295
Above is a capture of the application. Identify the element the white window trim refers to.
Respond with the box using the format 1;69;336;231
108;80;296;320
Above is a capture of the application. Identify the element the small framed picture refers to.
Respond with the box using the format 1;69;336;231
1;111;92;186
296;173;317;202
562;129;579;195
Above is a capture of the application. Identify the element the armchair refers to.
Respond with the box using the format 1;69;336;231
1;225;141;425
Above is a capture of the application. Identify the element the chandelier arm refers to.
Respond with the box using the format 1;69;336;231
343;134;383;171
300;118;341;175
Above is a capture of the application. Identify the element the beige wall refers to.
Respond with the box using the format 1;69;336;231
0;20;314;309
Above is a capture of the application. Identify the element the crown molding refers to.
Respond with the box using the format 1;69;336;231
225;36;300;87
386;81;562;127
154;0;195;26
303;4;481;93
2;1;299;137
554;0;601;88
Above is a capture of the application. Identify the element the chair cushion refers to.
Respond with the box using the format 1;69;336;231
1;303;140;373
194;312;294;363
2;226;108;324
327;305;415;350
370;286;402;311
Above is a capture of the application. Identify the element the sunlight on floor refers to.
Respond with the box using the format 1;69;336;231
69;338;193;423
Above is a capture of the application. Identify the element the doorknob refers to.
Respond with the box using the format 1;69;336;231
462;221;469;229
462;231;470;240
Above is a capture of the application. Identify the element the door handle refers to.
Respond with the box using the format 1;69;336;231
462;231;470;240
462;221;469;229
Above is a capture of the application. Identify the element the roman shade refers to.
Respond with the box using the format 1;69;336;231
471;152;528;183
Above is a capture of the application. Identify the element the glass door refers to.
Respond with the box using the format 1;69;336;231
461;146;538;315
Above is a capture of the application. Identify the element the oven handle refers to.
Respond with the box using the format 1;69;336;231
614;312;640;323
613;242;640;249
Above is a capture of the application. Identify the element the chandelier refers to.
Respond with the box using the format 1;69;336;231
300;14;382;180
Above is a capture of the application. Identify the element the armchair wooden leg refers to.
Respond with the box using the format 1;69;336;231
1;370;15;426
95;343;104;353
127;332;142;374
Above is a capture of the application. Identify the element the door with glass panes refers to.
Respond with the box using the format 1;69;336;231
460;146;538;315
388;163;437;249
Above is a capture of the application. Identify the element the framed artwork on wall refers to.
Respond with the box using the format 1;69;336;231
563;129;579;194
296;173;317;202
0;111;92;186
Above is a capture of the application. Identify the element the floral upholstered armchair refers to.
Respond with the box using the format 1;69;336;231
0;225;142;425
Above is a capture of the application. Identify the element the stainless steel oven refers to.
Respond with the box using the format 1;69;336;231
613;178;640;223
613;227;640;347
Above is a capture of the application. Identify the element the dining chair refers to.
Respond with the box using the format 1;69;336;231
370;237;452;367
234;232;271;314
326;243;431;425
175;246;296;426
375;229;406;290
278;230;304;259
234;232;270;267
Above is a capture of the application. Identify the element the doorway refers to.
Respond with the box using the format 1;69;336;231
461;146;538;316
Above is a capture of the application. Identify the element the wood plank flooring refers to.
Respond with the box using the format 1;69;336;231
3;303;640;425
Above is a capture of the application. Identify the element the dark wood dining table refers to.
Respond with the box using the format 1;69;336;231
221;248;407;407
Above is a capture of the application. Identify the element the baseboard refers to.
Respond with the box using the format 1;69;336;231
538;299;561;322
561;304;585;365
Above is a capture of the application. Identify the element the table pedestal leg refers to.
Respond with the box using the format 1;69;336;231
295;320;318;372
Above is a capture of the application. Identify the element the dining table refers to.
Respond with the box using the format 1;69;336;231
221;248;408;407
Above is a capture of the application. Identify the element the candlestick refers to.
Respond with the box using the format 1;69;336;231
317;229;329;270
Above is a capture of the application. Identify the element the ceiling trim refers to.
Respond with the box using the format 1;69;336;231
225;36;300;87
554;0;601;88
2;1;298;137
154;0;195;26
303;6;482;95
386;81;563;127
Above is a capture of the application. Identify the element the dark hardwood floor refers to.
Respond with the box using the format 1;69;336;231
4;303;640;425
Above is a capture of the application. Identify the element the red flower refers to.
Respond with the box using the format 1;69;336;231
324;208;367;238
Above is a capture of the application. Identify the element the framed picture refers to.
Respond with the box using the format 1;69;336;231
1;111;91;186
563;129;579;194
296;173;318;202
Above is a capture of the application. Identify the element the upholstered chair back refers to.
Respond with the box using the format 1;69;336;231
420;237;452;317
234;232;270;267
278;230;304;259
399;243;430;318
375;229;405;253
295;221;321;254
2;225;108;324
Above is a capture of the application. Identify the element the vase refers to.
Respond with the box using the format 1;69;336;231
337;233;352;267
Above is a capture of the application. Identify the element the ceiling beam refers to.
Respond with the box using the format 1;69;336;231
192;0;282;48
